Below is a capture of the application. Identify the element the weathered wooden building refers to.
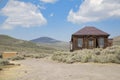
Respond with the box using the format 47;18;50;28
70;26;112;51
2;52;17;59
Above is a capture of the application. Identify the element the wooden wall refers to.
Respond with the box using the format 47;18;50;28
71;35;109;51
2;52;17;59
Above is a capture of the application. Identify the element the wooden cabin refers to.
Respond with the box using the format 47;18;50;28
70;26;112;51
2;52;17;59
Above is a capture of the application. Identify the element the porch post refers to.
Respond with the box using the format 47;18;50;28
70;41;73;52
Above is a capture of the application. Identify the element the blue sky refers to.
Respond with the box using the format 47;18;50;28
0;0;120;42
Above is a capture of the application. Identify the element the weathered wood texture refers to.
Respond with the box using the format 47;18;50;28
2;52;17;58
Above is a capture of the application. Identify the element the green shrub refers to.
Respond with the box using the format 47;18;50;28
24;53;48;59
80;55;90;63
9;55;25;61
0;59;9;66
34;54;48;58
52;52;69;63
90;55;99;63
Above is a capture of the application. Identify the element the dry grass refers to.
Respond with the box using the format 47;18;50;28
9;55;25;61
23;53;49;59
52;45;120;64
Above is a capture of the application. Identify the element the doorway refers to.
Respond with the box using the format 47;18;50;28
88;39;95;49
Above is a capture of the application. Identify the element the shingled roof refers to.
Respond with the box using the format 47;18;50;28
73;26;109;36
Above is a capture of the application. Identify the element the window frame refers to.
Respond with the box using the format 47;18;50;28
99;37;104;48
78;38;83;48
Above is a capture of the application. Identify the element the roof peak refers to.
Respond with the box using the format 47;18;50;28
73;26;109;36
84;26;96;28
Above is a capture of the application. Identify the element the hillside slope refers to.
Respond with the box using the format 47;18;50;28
0;35;56;54
113;36;120;45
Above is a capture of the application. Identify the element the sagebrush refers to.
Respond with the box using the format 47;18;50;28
52;46;120;64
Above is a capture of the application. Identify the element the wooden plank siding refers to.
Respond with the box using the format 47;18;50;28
2;52;17;59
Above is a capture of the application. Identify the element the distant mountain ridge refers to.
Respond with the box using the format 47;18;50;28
30;37;69;50
30;37;61;43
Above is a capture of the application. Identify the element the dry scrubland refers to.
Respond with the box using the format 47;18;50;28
1;45;120;66
52;45;120;64
0;45;120;80
1;35;120;65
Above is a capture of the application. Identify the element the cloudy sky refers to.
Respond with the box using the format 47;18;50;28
0;0;120;41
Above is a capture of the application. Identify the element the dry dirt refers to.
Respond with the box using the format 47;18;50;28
0;58;120;80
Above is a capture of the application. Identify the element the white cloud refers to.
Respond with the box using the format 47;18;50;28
67;0;120;24
40;0;57;3
0;0;47;30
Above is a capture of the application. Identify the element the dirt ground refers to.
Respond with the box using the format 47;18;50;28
0;58;120;80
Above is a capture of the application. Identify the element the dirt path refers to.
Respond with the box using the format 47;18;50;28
0;58;120;80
